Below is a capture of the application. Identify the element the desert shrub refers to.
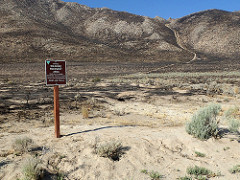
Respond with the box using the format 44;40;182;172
141;169;164;180
186;104;221;140
141;169;148;174
228;119;240;133
223;107;240;133
224;106;239;119
194;151;206;157
223;146;230;151
229;165;240;174
95;139;123;161
177;176;192;180
149;171;164;179
179;165;217;180
187;166;212;176
92;77;101;83
13;137;34;154
21;158;43;180
54;172;65;180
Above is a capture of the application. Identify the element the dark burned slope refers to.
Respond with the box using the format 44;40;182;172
168;9;240;61
0;1;239;63
0;0;192;62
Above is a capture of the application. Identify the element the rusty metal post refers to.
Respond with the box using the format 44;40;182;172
54;85;60;138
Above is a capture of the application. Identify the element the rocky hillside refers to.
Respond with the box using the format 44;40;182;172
168;9;240;61
0;0;239;63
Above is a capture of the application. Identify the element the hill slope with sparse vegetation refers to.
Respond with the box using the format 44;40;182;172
0;0;239;62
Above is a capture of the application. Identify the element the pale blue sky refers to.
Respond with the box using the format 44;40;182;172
62;0;240;19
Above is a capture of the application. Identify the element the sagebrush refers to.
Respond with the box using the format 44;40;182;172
186;104;221;140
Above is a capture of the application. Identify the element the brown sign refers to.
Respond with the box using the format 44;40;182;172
45;60;66;85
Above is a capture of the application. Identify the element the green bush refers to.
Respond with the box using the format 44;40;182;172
229;119;240;133
187;166;212;176
180;165;220;180
186;104;221;140
194;151;206;157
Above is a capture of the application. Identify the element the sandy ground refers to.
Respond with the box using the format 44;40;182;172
0;124;240;179
1;62;240;179
0;92;240;180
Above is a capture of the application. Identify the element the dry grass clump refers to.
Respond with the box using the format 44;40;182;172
95;139;123;161
12;137;34;154
94;110;107;118
42;113;54;127
112;107;126;116
223;106;240;133
80;97;103;118
223;106;239;119
21;158;43;180
228;119;240;133
141;169;164;179
81;106;89;119
233;86;239;95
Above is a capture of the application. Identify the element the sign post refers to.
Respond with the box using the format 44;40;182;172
54;85;60;138
45;60;66;138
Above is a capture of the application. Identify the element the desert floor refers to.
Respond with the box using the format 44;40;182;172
0;61;240;180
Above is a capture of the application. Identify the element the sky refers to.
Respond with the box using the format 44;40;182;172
62;0;240;19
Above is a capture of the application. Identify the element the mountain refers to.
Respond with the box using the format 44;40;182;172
0;0;239;63
168;9;240;61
